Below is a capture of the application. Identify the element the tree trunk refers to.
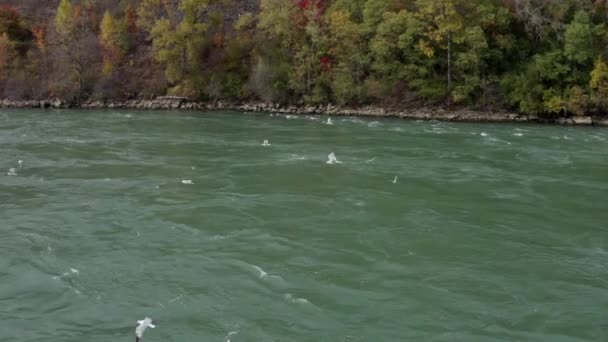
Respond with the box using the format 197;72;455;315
447;31;452;106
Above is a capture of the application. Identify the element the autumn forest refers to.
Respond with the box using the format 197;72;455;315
2;0;608;116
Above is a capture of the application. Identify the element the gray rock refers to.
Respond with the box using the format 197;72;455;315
571;116;592;125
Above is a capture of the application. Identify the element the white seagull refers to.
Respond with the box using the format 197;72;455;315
326;117;333;125
7;168;17;176
262;139;271;146
326;152;342;164
135;318;156;342
18;160;23;169
392;176;398;184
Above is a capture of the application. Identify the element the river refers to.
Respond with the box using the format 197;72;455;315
1;110;607;341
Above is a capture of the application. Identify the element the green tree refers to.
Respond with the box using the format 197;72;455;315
137;0;179;32
590;58;608;111
327;9;366;104
54;0;74;38
370;10;434;99
144;0;211;97
290;1;330;103
252;0;296;102
415;0;468;101
53;0;98;98
564;11;603;65
100;10;129;75
362;0;393;33
0;32;17;87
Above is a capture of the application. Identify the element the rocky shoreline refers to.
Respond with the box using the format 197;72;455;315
1;98;606;126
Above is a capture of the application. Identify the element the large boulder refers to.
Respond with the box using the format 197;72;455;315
51;99;63;108
572;116;592;125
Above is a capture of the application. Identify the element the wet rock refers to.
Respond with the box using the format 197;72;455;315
595;118;608;126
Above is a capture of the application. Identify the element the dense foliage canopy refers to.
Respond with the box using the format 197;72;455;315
1;0;608;116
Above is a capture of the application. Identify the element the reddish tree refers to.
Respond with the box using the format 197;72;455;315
125;5;138;34
320;55;331;71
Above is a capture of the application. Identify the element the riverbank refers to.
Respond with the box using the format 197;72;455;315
1;98;606;126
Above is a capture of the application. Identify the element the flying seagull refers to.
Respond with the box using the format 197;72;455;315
135;318;156;342
392;176;398;184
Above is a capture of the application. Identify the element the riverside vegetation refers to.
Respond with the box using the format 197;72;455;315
2;0;608;119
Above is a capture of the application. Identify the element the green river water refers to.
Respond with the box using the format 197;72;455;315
1;110;607;342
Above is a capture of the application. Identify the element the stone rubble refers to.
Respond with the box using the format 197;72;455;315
0;98;605;126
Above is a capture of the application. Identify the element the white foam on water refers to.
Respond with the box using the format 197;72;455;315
365;157;376;163
168;294;184;304
326;152;342;164
66;138;86;144
514;133;524;137
53;268;80;280
251;265;284;282
284;293;310;305
283;154;307;161
285;115;298;120
7;168;17;176
368;121;380;128
251;265;268;278
307;116;319;121
348;118;365;124
225;331;238;342
181;180;194;185
480;132;489;137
